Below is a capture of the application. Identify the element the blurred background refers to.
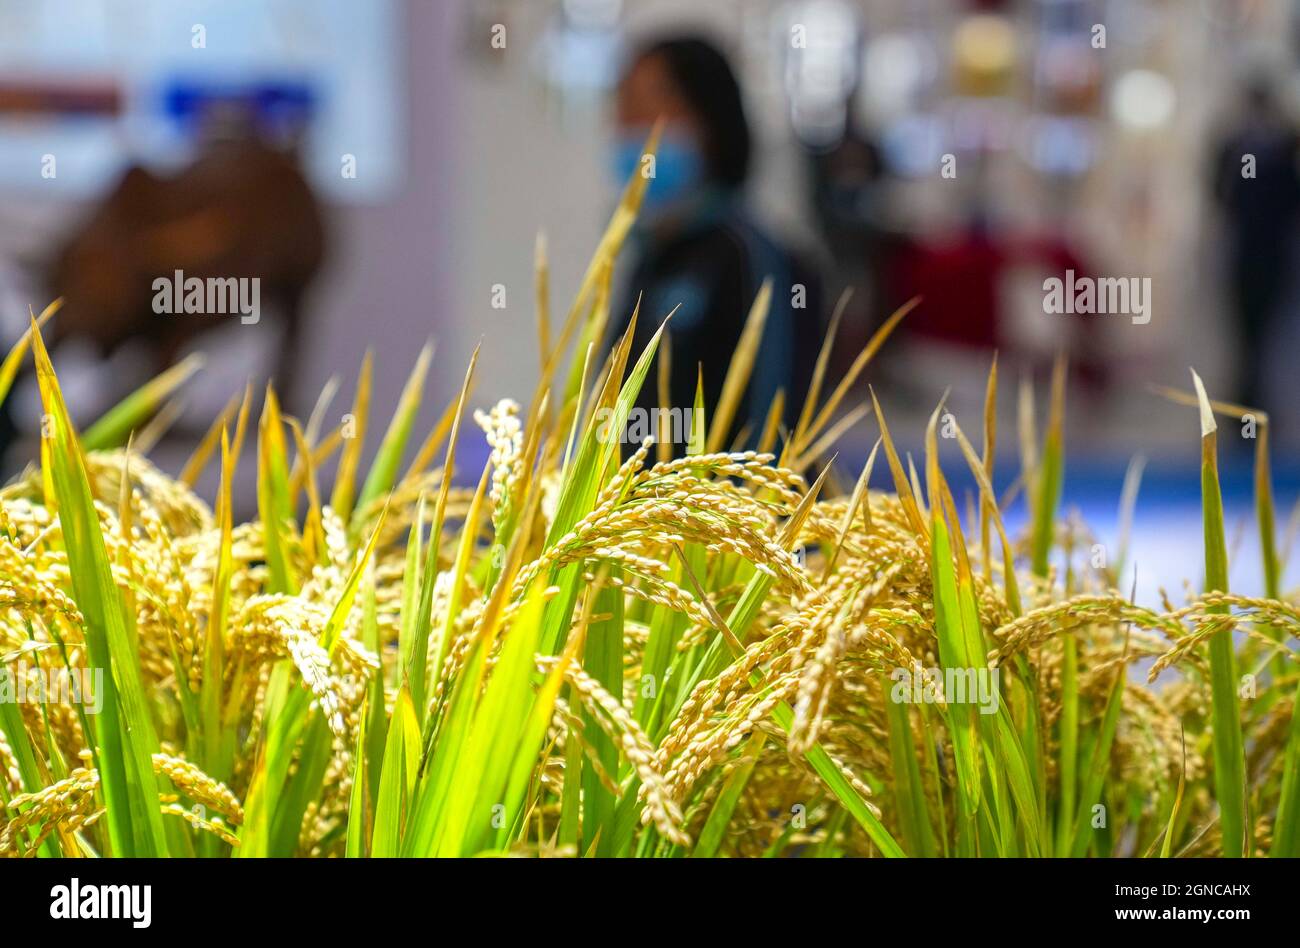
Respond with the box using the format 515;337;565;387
1;0;1299;598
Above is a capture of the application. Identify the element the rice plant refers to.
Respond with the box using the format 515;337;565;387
0;149;1297;858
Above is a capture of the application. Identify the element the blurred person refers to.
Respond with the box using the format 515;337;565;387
806;122;895;353
44;102;325;410
1212;76;1300;410
606;36;820;450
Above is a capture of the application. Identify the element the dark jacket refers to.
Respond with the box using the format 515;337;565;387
610;194;820;451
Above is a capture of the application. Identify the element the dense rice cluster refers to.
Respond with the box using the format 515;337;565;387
0;398;1294;856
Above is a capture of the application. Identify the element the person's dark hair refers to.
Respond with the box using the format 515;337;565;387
632;36;751;189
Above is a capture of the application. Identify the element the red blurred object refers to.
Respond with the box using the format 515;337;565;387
892;229;1005;349
0;81;121;117
889;225;1094;361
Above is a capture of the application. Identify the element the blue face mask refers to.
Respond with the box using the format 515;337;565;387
611;128;704;211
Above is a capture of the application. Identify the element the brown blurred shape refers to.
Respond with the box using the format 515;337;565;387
0;80;122;117
46;133;325;403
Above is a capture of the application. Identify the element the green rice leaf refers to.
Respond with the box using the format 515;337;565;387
30;317;169;857
1190;370;1246;858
